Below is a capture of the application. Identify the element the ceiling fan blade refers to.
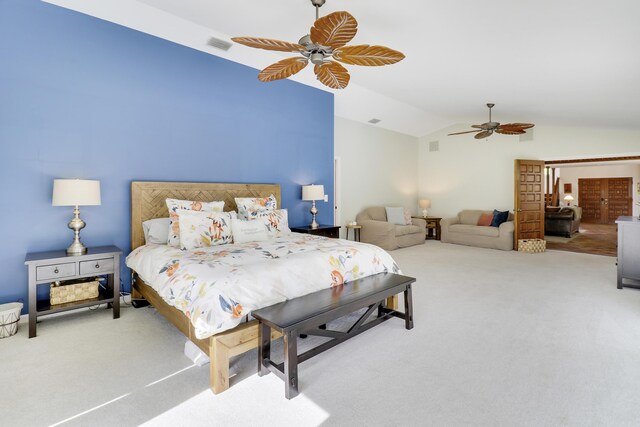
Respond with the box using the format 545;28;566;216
475;130;494;139
231;37;304;52
258;57;309;82
496;128;526;135
499;123;535;130
314;61;350;89
310;11;358;49
447;130;483;136
333;45;405;66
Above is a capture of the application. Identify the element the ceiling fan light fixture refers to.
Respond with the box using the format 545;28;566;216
231;1;405;89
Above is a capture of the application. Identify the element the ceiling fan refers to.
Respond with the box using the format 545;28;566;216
231;0;405;89
448;104;535;139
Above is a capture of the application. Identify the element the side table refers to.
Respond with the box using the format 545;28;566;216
345;224;362;242
24;245;122;338
412;216;442;240
290;225;341;239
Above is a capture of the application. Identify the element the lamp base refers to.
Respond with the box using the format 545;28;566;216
422;209;429;218
310;200;319;229
66;241;88;255
66;206;88;256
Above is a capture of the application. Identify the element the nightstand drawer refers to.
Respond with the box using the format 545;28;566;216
80;258;114;275
36;263;76;281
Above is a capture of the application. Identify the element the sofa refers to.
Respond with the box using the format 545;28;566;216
545;206;582;237
440;210;514;251
356;207;426;251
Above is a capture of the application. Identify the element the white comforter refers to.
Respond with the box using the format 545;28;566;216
126;233;400;339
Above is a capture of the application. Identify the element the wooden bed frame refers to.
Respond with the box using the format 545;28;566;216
130;181;283;394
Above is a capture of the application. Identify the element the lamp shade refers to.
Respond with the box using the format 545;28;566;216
418;199;431;209
302;184;324;201
563;194;574;202
52;179;101;206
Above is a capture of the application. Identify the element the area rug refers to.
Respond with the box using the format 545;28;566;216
546;223;617;256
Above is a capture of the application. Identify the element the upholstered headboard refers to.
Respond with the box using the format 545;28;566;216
130;181;281;250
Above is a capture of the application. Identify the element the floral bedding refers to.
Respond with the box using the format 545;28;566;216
126;233;400;339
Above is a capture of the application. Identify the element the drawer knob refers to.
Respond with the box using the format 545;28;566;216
95;263;100;269
54;267;59;274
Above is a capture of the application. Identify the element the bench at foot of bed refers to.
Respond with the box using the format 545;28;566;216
252;272;415;399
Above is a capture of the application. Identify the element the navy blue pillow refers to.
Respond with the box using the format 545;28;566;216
490;210;509;227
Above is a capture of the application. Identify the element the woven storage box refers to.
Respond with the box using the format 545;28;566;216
0;302;22;338
50;280;99;305
518;238;546;253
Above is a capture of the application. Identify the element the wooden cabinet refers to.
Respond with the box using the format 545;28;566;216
616;217;640;289
290;225;340;239
25;245;122;337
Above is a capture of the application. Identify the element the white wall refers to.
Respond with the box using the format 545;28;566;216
418;125;640;217
335;117;419;237
559;164;640;216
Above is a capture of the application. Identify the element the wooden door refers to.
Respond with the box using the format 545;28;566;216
579;177;632;224
514;160;545;247
578;178;604;223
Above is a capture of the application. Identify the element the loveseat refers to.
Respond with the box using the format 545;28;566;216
440;210;514;251
545;206;582;237
356;207;426;251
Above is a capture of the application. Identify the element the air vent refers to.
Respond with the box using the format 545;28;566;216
368;118;381;124
207;37;232;51
429;141;439;152
519;129;534;142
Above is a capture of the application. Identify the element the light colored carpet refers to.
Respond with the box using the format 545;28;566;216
2;242;640;427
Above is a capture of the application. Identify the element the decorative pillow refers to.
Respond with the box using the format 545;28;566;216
477;213;494;227
253;208;291;236
235;194;277;220
166;199;224;247
231;219;269;244
142;218;171;245
403;208;413;225
490;210;510;227
177;209;235;250
385;207;406;225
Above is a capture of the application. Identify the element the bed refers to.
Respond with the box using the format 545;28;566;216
128;181;400;394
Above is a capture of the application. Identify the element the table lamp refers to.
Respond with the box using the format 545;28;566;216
563;194;574;206
418;199;431;217
302;184;324;229
52;179;101;255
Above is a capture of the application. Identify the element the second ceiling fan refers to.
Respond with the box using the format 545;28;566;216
231;0;405;89
448;104;535;139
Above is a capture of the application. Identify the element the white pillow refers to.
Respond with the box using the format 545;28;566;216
177;210;235;250
142;218;171;245
253;208;291;236
231;219;269;244
166;198;225;247
385;207;406;225
235;194;277;220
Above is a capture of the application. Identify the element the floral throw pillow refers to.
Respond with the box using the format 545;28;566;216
235;194;277;220
403;208;413;225
166;198;224;247
177;210;235;250
253;208;291;236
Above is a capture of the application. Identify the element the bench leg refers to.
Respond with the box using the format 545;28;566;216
258;322;271;377
404;284;414;330
283;331;299;399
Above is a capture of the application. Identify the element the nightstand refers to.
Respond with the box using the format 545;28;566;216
290;225;341;239
412;216;442;240
24;245;122;338
345;224;362;242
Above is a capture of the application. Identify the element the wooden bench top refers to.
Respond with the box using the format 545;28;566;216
252;272;415;332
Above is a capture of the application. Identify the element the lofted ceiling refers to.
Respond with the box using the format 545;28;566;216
45;0;640;137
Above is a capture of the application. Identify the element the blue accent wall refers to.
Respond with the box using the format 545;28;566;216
0;1;334;309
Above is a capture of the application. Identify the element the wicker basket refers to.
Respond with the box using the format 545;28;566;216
518;238;546;253
50;280;99;305
0;302;23;338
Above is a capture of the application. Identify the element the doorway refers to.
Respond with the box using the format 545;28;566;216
578;177;632;224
